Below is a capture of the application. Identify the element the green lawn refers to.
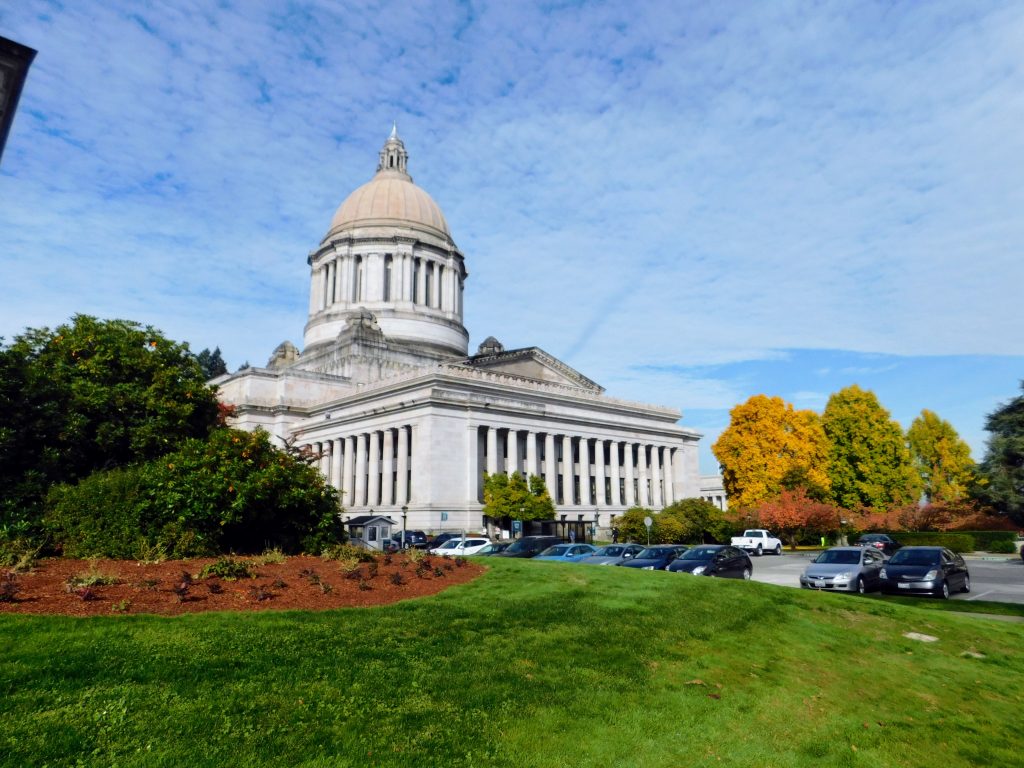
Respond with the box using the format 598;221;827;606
2;559;1022;767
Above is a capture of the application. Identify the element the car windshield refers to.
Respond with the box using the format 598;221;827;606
859;535;886;542
540;545;571;557
636;548;669;559
438;540;461;550
814;550;861;565
594;546;625;557
505;539;541;554
888;549;941;566
681;547;719;560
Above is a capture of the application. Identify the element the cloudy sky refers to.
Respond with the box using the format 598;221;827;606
3;0;1022;473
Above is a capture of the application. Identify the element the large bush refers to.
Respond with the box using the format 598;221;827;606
45;428;343;557
1;315;220;532
896;532;975;553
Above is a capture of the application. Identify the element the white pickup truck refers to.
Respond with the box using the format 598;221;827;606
731;529;783;556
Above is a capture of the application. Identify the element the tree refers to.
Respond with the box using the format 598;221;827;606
481;472;554;523
821;385;920;509
611;507;656;544
0;315;220;529
907;409;975;503
195;347;228;379
712;395;831;509
973;381;1024;524
658;498;732;543
44;428;343;557
756;488;842;548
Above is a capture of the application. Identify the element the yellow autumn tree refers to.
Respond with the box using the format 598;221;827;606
712;394;831;509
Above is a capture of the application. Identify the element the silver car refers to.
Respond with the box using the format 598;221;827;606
578;543;645;566
799;546;886;594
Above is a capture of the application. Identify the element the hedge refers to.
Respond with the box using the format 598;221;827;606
955;530;1017;551
895;532;975;553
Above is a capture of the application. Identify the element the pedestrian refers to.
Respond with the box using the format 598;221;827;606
612;527;619;544
569;529;576;544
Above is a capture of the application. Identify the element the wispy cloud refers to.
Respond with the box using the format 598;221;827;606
2;1;1022;472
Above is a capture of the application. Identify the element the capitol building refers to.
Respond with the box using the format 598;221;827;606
216;128;724;538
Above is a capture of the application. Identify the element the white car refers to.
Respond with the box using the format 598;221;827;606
429;537;492;556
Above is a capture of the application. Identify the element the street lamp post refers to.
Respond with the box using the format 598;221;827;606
401;505;408;549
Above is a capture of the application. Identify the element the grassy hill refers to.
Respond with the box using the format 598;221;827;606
2;558;1022;767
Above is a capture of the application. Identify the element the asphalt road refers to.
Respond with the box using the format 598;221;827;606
748;551;1024;604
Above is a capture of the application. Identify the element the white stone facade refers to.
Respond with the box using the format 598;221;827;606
215;128;706;534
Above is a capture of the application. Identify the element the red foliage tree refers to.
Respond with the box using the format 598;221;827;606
756;488;843;548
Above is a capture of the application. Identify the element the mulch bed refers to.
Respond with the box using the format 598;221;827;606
0;553;484;617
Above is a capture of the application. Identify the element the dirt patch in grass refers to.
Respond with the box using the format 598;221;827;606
0;553;484;616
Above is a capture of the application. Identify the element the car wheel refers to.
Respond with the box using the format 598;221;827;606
961;574;971;593
774;544;782;555
742;567;751;580
856;576;866;595
755;545;763;557
939;580;950;599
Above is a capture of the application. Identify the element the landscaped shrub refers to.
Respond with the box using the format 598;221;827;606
988;539;1017;554
956;530;1017;551
897;532;975;552
43;428;344;557
198;558;255;580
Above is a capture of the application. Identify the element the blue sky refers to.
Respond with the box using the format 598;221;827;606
2;1;1022;473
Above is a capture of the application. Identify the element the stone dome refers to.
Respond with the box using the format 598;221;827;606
324;126;450;241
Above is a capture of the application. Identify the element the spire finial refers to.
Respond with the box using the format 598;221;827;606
390;120;398;140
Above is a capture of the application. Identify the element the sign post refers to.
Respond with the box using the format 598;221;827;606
643;516;653;547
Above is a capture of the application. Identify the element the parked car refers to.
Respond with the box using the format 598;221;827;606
534;544;598;563
618;545;688;570
855;533;902;557
667;545;752;579
428;532;465;550
386;530;428;551
731;529;783;556
578;543;645;566
879;546;970;599
492;535;565;558
473;542;511;556
429;537;492;556
799;546;885;593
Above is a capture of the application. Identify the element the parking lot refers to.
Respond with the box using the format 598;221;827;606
749;551;1024;604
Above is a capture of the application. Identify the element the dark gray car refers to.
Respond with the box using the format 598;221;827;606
578;543;645;566
800;546;885;594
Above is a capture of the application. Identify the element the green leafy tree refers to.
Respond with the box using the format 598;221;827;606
712;394;831;509
907;409;975;503
658;498;733;543
195;347;228;379
0;315;220;530
973;381;1024;524
482;472;555;523
45;428;343;557
821;385;920;509
611;507;656;544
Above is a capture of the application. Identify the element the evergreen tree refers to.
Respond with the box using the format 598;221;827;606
195;346;228;379
973;381;1024;524
907;409;975;503
821;385;920;509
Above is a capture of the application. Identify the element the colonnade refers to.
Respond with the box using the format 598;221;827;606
479;426;680;510
310;250;463;316
306;425;413;508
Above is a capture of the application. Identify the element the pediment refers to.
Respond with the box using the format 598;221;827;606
455;346;603;393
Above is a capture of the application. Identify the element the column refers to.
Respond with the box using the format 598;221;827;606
486;426;498;476
561;435;573;507
637;444;650;507
579;437;591;506
368;430;381;506
415;259;428;307
594;439;606;506
346;255;356;302
342;435;355;507
663;448;675;506
319;268;328;310
624;443;636;506
402;254;413;301
396;426;409;505
316;442;328;479
331;438;343;490
382;429;395;506
544;433;557;500
335;256;344;305
609;441;622;506
525;431;538;478
651;446;663;508
432;262;442;308
505;429;517;475
354;433;368;507
325;261;335;306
